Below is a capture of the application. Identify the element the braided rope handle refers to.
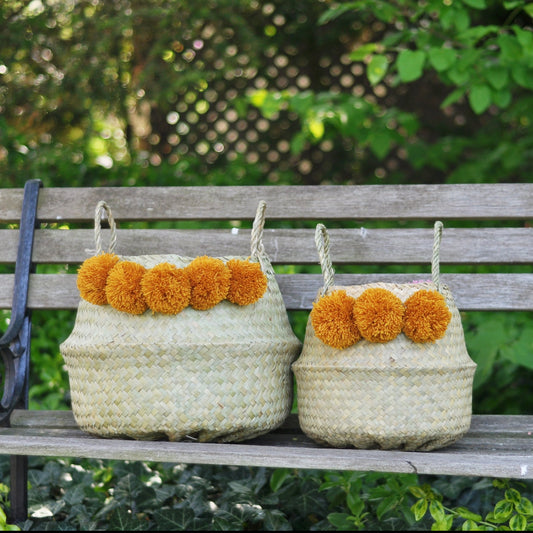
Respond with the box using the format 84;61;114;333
94;201;117;255
315;221;445;294
315;224;335;296
432;220;444;292
94;199;267;259
250;200;267;260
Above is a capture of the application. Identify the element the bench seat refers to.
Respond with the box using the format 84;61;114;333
1;180;533;521
4;411;533;479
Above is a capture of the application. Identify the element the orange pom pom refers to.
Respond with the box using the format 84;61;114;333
353;288;404;343
105;261;148;315
226;259;268;306
76;253;120;305
141;263;191;315
185;256;231;310
310;290;360;349
403;290;452;343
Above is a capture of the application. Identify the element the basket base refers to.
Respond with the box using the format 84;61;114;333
300;424;469;451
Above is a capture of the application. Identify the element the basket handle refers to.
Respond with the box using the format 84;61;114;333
93;199;267;259
94;201;117;255
315;223;335;296
315;221;445;295
432;220;444;292
250;200;267;260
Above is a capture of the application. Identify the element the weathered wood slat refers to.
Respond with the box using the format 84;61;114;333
10;410;533;437
2;411;532;478
1;227;532;264
0;273;531;311
3;184;533;223
278;273;533;312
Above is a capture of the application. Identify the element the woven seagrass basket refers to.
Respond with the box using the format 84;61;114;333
292;222;476;451
60;201;301;442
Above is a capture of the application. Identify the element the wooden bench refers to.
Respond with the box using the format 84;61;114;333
1;179;533;522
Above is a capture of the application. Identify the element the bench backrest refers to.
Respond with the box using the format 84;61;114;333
1;183;533;316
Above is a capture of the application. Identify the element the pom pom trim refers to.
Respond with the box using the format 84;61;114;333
312;288;452;349
76;256;267;315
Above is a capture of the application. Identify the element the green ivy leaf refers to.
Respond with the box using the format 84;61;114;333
396;49;426;82
270;468;291;492
367;54;389;85
290;131;307;155
461;518;481;530
431;514;454;530
516;497;533;516
468;84;491;114
498;33;523;61
289;91;314;115
430;500;446;523
455;507;483;522
485;66;509;90
509;514;527;531
328;512;356;530
411;499;428;521
428;47;456;72
511;64;533;88
455;8;471;31
491;88;512;108
347;493;365;517
513;26;533;52
409;486;428;499
376;495;399;520
505;488;522;504
368;132;392;159
350;43;379;61
501;328;533;370
493;500;514;521
447;67;470;86
441;87;466;108
307;117;325;140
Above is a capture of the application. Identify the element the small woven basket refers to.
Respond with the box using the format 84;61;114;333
292;222;476;451
60;201;301;442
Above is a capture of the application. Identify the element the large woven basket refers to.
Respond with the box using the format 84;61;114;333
60;201;301;442
292;222;476;451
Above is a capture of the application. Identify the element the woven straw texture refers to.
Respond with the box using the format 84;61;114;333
292;223;477;452
60;203;301;442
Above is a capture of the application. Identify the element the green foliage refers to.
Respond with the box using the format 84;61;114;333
245;89;419;161
4;458;334;530
0;484;20;531
321;0;533;115
28;310;74;411
317;471;420;530
462;311;533;414
246;0;533;183
410;479;533;531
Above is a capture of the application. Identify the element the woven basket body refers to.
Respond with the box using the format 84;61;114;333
60;204;301;442
292;224;476;452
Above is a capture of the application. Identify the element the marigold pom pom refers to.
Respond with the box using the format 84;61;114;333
310;290;360;349
76;253;119;305
105;261;148;315
185;256;231;310
141;263;191;315
354;288;404;343
226;259;268;306
403;290;452;343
